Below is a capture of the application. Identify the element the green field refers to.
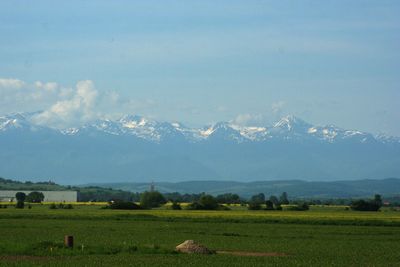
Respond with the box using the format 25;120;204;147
1;205;400;266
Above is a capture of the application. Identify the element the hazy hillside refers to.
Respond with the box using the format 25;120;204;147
87;178;400;199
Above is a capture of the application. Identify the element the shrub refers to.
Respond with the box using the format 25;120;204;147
248;202;262;210
186;202;203;210
64;204;73;209
218;205;230;211
107;201;141;210
48;203;73;209
285;203;309;211
171;202;182;210
297;202;310;211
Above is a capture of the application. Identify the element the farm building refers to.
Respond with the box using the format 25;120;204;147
0;190;78;202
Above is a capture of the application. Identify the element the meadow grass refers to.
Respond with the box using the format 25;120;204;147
1;205;399;266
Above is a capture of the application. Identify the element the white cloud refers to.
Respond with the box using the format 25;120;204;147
32;80;98;127
0;77;161;128
34;81;58;92
272;101;285;115
0;78;25;89
232;101;287;126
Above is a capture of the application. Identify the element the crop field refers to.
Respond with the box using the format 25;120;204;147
1;205;400;266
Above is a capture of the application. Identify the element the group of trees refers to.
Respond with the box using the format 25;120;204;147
15;191;44;208
162;192;242;204
351;194;383;211
108;191;229;211
78;187;140;202
108;191;167;210
248;192;289;210
186;194;229;210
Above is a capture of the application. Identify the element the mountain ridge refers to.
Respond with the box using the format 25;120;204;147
1;112;399;144
1;112;399;184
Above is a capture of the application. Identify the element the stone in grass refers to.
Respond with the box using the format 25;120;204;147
175;240;215;254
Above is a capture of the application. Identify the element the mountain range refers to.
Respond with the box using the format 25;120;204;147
1;113;399;184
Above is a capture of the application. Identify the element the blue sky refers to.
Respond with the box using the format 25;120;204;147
0;1;399;135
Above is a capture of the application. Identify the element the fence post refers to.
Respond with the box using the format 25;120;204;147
64;235;74;248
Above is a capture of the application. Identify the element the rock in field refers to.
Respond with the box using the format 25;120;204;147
175;240;214;254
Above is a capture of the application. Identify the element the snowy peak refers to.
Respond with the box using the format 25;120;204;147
203;122;246;142
0;113;41;132
273;115;312;131
119;115;149;128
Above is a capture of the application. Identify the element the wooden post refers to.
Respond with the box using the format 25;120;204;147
64;235;74;248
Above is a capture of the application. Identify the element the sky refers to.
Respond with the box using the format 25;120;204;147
0;0;399;135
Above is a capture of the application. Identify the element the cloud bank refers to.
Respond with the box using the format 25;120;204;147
0;77;292;129
0;78;119;128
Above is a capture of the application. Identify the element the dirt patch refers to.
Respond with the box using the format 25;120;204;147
0;255;52;262
217;251;288;257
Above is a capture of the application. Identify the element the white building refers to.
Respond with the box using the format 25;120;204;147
0;190;78;202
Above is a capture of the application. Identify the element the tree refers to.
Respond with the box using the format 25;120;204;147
198;195;219;210
265;200;274;210
374;194;383;207
280;192;289;205
15;201;24;209
250;193;265;203
26;192;45;203
269;195;279;205
140;191;166;209
216;193;241;204
248;193;265;210
15;192;26;202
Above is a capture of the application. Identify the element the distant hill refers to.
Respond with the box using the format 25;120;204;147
0;177;137;202
3;176;400;199
0;177;67;191
87;178;400;199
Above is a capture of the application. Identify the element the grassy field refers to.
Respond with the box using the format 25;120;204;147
1;205;400;266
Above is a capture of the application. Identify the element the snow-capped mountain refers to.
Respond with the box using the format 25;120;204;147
1;113;399;184
2;113;393;144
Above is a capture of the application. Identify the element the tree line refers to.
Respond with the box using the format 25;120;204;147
8;189;386;212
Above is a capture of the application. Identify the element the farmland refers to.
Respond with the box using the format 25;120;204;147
1;205;400;266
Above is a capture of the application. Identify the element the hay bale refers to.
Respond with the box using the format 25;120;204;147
176;240;214;254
